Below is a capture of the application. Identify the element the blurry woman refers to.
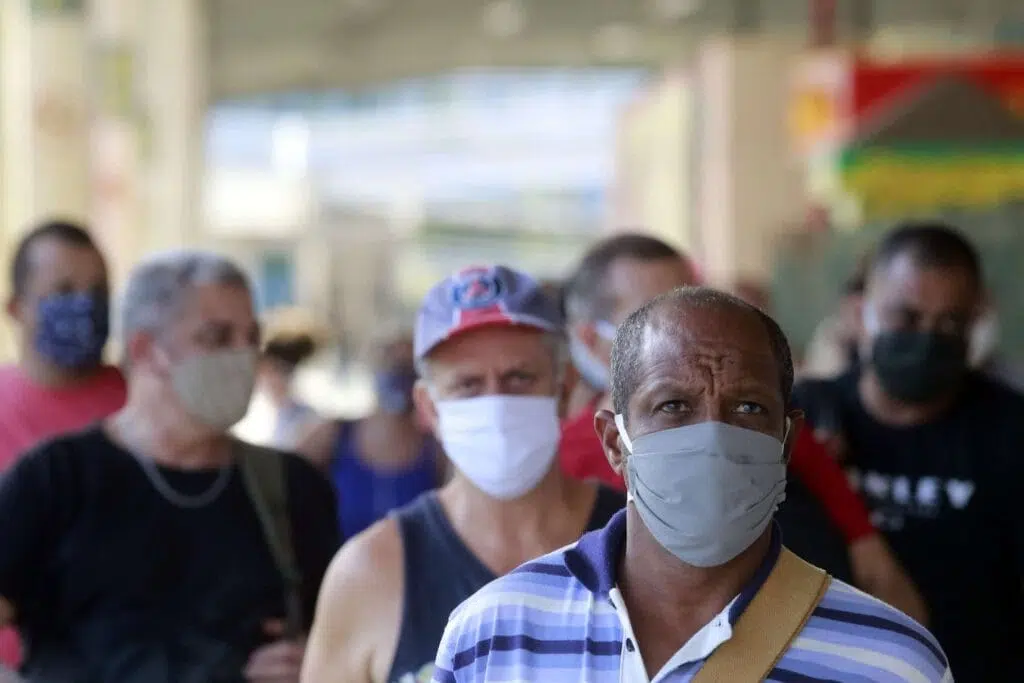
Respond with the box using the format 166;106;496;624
259;332;321;450
299;330;444;541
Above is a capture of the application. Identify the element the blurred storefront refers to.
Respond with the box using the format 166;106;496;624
779;52;1024;358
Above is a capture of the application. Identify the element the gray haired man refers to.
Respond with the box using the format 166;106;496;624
0;250;340;683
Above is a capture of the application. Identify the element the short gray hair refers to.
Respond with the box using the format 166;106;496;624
120;249;252;339
416;330;567;390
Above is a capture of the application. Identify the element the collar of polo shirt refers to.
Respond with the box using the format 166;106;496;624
563;508;783;626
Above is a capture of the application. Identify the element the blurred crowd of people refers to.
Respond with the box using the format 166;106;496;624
0;217;1020;682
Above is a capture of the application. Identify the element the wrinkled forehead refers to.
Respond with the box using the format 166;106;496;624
640;305;778;381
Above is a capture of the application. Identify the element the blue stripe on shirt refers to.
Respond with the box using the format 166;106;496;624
432;511;951;683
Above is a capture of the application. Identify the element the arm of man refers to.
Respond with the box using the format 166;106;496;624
300;519;405;683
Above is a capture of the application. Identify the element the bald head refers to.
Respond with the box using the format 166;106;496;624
610;287;794;418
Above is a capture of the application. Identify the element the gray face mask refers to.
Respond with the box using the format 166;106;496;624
568;320;616;392
615;416;789;568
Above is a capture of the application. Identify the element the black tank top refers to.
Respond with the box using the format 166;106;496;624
386;486;625;683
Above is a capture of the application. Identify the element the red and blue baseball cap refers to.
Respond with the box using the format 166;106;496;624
414;265;564;361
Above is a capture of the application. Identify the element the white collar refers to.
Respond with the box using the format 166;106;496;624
608;586;739;683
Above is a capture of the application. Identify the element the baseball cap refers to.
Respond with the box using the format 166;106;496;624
414;265;563;361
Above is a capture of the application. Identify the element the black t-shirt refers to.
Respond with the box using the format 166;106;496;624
0;426;340;683
795;372;1024;682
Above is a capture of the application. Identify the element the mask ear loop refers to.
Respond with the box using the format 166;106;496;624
781;416;792;464
614;414;636;504
613;414;633;453
595;320;617;342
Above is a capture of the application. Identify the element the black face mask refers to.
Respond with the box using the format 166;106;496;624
871;330;968;404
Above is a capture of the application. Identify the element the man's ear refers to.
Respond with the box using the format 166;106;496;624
782;410;805;464
124;332;164;377
6;296;21;322
595;408;626;475
413;380;439;435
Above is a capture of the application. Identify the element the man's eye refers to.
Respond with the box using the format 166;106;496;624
657;401;689;414
735;402;765;415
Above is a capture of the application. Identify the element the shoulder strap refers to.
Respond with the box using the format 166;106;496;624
237;441;304;638
692;548;829;683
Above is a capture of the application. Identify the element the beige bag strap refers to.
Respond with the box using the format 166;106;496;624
237;441;305;639
692;548;830;683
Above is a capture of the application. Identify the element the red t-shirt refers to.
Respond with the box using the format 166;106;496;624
558;400;875;541
0;364;127;668
559;399;625;491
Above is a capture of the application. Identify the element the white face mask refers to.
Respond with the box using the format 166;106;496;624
171;348;258;431
969;309;1000;368
435;395;561;500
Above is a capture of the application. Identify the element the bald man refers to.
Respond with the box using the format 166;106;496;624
433;287;949;683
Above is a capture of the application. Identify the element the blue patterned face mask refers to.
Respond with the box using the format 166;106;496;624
374;367;417;415
34;291;110;370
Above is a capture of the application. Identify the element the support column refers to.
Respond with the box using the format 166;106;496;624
0;0;91;360
694;36;807;286
140;0;208;253
89;0;143;291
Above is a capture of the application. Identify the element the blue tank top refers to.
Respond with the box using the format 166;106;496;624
329;420;437;541
386;487;626;683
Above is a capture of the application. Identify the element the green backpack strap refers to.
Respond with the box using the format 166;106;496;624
236;440;304;638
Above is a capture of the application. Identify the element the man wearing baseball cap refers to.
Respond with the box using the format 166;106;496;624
301;266;624;683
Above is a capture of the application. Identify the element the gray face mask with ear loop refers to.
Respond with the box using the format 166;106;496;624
615;415;790;568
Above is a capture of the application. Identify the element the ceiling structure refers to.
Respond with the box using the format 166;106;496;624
207;0;1024;100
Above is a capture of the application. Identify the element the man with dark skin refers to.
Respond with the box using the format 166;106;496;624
432;287;947;682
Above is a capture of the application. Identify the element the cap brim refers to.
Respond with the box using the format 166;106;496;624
423;313;556;359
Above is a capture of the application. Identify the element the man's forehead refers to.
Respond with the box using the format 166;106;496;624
641;303;775;365
870;254;977;306
607;256;693;313
27;238;103;273
183;282;253;318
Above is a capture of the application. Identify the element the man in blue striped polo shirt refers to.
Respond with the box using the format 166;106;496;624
432;287;951;682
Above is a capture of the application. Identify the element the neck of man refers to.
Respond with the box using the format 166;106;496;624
109;398;233;470
20;349;101;388
618;508;772;658
859;370;958;427
444;465;570;535
440;465;590;574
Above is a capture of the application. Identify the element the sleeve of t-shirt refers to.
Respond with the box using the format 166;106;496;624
285;456;341;628
788;425;875;544
0;444;68;615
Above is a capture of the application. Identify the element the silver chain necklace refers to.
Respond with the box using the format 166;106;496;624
115;418;235;509
134;453;234;509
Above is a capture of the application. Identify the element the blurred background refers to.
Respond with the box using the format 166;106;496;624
3;0;1024;440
